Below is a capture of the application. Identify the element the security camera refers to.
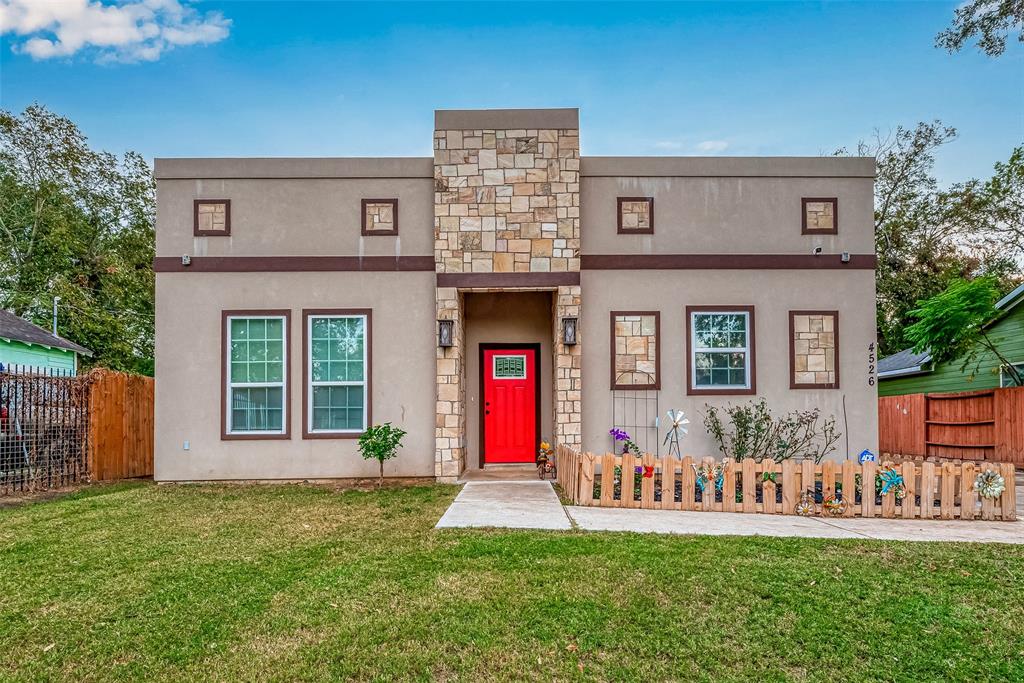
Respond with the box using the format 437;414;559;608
812;246;822;256
181;254;192;266
841;252;851;263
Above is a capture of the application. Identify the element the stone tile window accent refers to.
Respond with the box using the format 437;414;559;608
222;310;290;440
617;197;654;234
362;199;399;235
790;311;839;389
194;200;230;236
433;127;581;273
802;197;837;234
611;311;660;390
303;310;371;438
686;306;756;396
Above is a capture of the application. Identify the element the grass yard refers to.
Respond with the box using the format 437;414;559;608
1;482;1023;681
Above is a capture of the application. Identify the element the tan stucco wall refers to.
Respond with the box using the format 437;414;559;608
154;271;436;481
156;177;434;258
581;176;874;256
464;292;553;467
581;270;879;462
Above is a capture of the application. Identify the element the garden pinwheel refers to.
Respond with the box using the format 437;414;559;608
663;410;689;458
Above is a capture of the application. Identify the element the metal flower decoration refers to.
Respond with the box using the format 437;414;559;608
879;467;906;499
693;461;723;493
795;489;816;517
974;470;1006;500
823;495;848;516
663;410;689;458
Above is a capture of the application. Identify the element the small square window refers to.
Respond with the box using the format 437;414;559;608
194;200;230;236
617;197;654;234
802;198;837;234
362;199;399;236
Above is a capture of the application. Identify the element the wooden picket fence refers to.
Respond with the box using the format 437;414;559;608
555;444;1016;521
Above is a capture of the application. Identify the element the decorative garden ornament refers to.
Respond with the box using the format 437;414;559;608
663;410;689;458
795;489;816;516
823;495;848;516
693;461;724;493
878;467;906;499
974;470;1006;500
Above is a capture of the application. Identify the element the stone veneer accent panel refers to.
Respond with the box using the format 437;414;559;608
612;313;659;389
362;199;398;235
617;197;653;232
792;312;838;388
433;128;581;273
803;198;836;233
195;200;229;235
554;285;582;447
435;288;465;481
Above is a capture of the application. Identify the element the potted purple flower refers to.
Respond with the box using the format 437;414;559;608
609;428;641;456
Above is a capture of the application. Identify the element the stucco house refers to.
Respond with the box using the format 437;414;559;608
154;108;878;483
0;309;92;375
878;282;1024;396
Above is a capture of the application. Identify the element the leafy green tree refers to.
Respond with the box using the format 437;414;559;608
357;423;407;487
905;277;1023;386
0;104;155;374
936;0;1024;56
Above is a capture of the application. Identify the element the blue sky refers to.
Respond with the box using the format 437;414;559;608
1;1;1021;185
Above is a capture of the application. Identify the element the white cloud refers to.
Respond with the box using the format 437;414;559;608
653;140;684;151
696;140;730;154
1;0;231;63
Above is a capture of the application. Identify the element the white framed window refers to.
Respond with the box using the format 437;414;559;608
689;309;754;393
492;354;527;379
226;315;287;435
307;313;368;434
1000;362;1024;388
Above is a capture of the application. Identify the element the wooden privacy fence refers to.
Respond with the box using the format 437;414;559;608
555;445;1016;521
88;369;154;481
879;386;1024;464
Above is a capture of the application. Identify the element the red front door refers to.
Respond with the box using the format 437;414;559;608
482;347;537;463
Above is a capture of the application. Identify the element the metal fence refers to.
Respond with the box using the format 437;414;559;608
0;364;92;495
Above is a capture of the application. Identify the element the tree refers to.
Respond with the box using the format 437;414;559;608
936;0;1024;56
837;123;1022;356
905;277;1023;386
0;104;155;374
357;423;407;487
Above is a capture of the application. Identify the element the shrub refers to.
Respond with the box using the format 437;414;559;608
703;399;840;464
357;422;407;487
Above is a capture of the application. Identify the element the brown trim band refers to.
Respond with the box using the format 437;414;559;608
685;305;757;397
610;311;661;390
789;310;840;390
302;309;372;440
581;254;876;270
221;309;292;441
155;256;436;272
436;272;581;288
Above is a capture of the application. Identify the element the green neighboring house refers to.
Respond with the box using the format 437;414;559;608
878;283;1024;396
0;310;92;375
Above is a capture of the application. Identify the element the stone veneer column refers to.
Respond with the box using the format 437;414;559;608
435;287;465;482
554;285;582;448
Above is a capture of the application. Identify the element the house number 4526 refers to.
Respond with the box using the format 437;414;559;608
867;342;876;386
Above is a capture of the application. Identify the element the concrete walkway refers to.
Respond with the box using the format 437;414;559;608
567;506;1024;544
435;481;572;530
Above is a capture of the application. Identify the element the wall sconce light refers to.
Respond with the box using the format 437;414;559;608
438;319;454;348
562;317;578;345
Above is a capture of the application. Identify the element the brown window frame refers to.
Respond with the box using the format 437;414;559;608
194;199;231;237
686;305;756;396
789;310;840;390
221;309;291;441
302;308;372;439
801;197;838;235
361;198;399;236
610;311;661;390
616;197;655;235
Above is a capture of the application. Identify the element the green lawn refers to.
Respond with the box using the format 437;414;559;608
1;483;1022;681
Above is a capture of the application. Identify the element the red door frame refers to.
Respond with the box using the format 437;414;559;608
478;343;542;468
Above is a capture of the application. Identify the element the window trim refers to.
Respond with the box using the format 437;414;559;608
801;197;838;235
194;199;231;237
302;308;372;439
686;305;756;396
221;309;291;440
1000;362;1024;388
616;197;655;235
610;311;661;390
361;198;399;236
789;310;840;390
